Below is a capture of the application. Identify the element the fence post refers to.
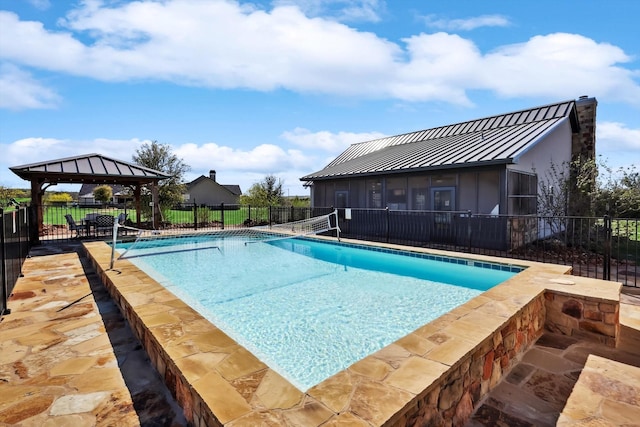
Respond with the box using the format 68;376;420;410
220;203;225;230
1;208;8;315
193;202;197;230
467;210;472;253
603;210;611;281
269;206;272;227
385;207;390;243
248;205;251;224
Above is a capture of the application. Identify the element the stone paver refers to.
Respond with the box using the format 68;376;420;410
0;243;186;426
466;295;640;427
3;240;640;426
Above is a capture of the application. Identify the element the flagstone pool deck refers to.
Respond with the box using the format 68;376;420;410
0;240;639;426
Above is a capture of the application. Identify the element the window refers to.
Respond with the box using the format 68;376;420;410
366;179;382;208
508;171;537;215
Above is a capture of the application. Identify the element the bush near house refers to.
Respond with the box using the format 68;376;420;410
45;193;73;205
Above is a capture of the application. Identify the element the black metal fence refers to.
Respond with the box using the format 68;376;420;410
36;204;335;240
1;207;31;315
333;208;638;287
7;204;639;292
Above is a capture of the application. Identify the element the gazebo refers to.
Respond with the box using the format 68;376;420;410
9;153;170;244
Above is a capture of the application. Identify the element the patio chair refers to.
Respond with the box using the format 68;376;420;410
116;212;129;235
64;214;84;238
94;214;115;236
117;212;128;225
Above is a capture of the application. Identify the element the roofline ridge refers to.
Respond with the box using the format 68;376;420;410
346;98;577;149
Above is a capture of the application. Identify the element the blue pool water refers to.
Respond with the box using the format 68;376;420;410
117;236;521;390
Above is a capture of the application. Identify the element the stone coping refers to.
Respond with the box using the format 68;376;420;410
83;238;621;426
557;354;640;425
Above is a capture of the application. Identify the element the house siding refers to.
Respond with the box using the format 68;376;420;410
310;165;504;214
186;180;239;205
509;118;573;176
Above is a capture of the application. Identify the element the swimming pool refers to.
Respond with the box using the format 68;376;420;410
116;236;521;390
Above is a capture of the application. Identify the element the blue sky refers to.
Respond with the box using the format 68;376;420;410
1;0;639;196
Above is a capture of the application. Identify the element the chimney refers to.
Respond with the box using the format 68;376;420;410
569;96;597;216
209;170;216;182
573;96;597;163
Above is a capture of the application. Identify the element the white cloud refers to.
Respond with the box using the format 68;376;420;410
272;0;384;22
27;0;51;10
174;142;315;173
481;33;640;104
281;127;386;153
423;14;510;31
4;137;147;168
597;121;640;151
0;63;60;110
0;3;639;107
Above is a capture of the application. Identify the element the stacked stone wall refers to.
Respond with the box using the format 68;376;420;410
544;292;619;347
396;296;547;427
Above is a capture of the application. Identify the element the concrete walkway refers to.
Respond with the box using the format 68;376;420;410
0;242;186;426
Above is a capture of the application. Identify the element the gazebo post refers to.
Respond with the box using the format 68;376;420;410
134;185;141;228
30;179;44;245
152;184;160;229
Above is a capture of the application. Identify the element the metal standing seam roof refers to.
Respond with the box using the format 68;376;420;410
10;153;171;184
302;100;578;181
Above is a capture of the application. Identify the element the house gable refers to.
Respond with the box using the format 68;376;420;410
185;175;242;205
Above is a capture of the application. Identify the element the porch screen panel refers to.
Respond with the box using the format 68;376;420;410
507;170;537;215
366;178;383;208
335;182;349;207
408;176;429;210
351;179;366;207
313;182;326;207
478;171;500;214
386;177;408;210
458;173;477;212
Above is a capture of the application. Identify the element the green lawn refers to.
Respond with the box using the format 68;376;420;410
44;207;134;225
42;206;271;227
611;219;639;241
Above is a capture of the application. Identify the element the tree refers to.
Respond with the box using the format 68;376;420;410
595;163;640;218
538;157;640;219
240;175;285;206
132;140;191;211
0;186;19;207
93;185;113;206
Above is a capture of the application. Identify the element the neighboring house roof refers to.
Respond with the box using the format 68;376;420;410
301;100;579;181
10;153;170;184
78;184;131;197
186;175;242;196
222;185;242;196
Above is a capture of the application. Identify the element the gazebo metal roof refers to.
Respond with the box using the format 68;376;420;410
10;153;170;184
9;153;170;243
